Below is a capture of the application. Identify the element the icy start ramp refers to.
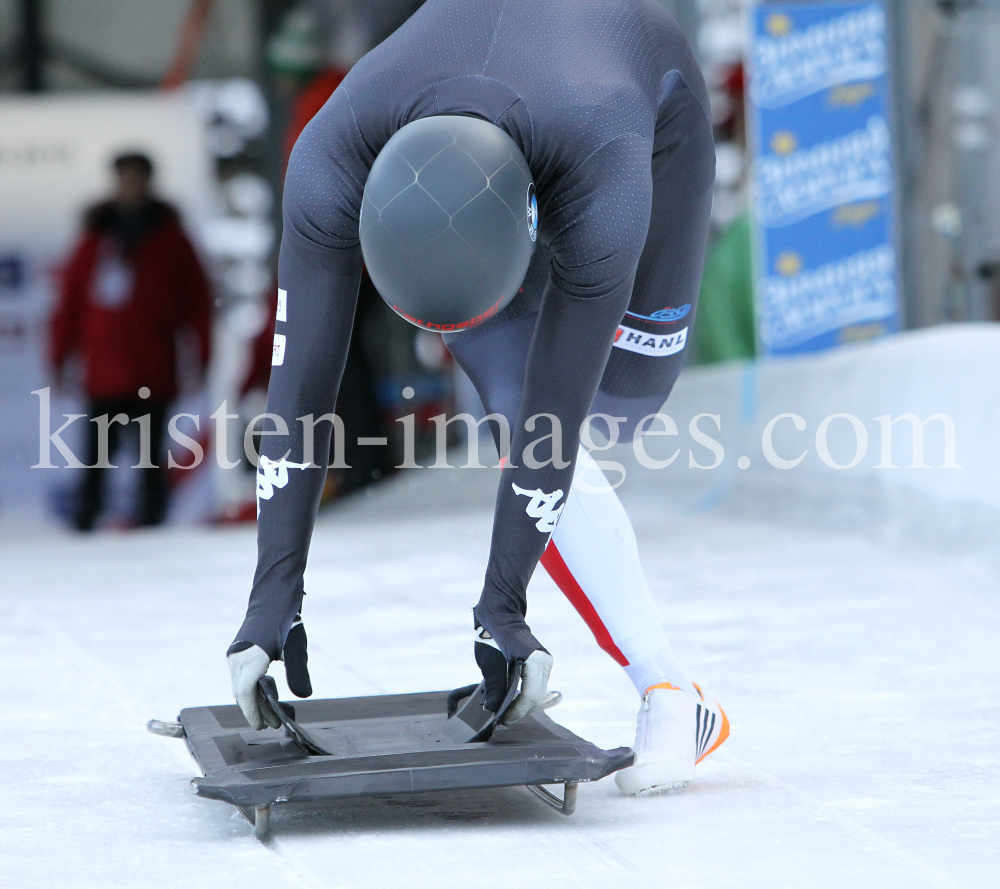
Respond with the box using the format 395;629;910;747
149;678;633;838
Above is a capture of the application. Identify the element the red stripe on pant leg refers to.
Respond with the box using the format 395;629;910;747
541;541;629;667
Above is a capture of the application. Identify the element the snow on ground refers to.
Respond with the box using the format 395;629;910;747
2;462;998;889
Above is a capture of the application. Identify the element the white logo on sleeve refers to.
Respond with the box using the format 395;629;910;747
272;333;286;366
511;483;565;532
276;288;287;322
256;454;310;515
612;325;688;357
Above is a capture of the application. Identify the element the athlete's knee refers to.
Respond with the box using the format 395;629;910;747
653;88;717;199
552;254;640;302
590;369;685;439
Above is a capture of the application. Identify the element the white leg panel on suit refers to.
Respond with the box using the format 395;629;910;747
547;447;695;696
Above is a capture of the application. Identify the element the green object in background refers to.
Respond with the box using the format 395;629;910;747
694;209;756;364
267;6;324;80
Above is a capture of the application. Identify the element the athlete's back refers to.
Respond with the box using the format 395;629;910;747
340;0;706;180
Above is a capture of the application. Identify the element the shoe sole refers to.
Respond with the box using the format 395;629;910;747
632;779;690;797
615;760;695;797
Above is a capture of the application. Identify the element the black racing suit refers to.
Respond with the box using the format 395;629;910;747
232;0;715;667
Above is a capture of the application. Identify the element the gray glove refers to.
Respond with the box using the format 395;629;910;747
227;643;279;730
501;649;554;725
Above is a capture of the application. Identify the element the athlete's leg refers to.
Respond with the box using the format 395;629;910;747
591;78;716;432
447;313;694;695
442;241;548;449
446;87;714;694
544;451;696;696
447;98;712;694
543;80;716;698
443;312;536;442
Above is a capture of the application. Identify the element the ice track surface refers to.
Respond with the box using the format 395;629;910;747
3;463;998;889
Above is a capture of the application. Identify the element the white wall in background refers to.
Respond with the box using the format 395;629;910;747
615;325;1000;542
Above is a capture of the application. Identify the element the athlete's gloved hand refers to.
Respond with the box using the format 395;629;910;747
501;649;554;725
227;643;279;730
474;624;553;725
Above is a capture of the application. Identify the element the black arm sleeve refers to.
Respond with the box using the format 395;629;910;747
474;135;653;661
232;90;370;660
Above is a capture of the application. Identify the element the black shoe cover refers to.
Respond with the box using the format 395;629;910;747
283;616;312;698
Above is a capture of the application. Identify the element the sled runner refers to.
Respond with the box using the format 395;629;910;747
148;674;634;838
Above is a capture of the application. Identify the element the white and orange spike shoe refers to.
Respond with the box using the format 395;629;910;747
614;682;729;796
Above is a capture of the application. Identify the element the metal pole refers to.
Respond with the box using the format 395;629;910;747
255;0;298;224
887;0;917;328
19;0;44;92
161;0;216;90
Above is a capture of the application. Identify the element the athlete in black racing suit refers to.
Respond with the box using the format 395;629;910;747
229;0;727;791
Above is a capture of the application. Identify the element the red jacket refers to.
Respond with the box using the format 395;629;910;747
50;200;212;401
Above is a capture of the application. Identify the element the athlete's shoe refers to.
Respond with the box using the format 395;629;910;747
615;683;729;796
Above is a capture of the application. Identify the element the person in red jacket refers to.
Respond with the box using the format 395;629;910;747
50;152;212;531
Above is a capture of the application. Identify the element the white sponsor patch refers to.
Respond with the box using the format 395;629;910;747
613;325;688;357
276;288;287;322
256;454;310;516
511;483;565;533
272;333;286;366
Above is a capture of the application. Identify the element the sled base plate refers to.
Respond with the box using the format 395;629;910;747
181;688;633;831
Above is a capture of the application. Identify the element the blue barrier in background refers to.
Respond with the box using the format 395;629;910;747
748;1;900;356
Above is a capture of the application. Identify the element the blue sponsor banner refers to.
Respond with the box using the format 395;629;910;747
748;1;900;356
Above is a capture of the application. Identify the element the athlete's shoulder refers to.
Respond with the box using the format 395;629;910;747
345;0;501;89
338;0;502;139
485;0;688;107
494;0;684;49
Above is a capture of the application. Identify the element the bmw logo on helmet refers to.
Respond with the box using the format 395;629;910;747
527;183;538;242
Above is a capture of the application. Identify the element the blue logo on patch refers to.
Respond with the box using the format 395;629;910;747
527;183;538;242
625;304;691;324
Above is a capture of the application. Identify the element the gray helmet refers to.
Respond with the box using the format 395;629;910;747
359;115;537;332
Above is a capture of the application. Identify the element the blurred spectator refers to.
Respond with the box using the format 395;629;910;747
49;152;212;531
714;63;746;146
